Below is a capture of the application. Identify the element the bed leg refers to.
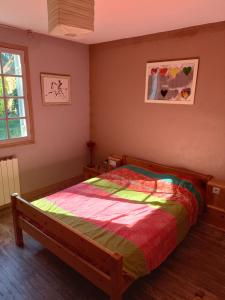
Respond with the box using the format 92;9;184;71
110;294;122;300
110;253;123;300
11;194;24;247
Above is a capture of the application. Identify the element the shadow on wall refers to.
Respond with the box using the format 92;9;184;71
21;155;86;194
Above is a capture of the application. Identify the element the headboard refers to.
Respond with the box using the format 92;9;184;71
122;155;213;188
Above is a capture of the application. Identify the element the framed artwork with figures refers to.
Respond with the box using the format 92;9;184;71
41;73;71;105
144;58;199;104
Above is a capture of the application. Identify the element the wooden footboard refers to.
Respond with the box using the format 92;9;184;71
11;194;134;300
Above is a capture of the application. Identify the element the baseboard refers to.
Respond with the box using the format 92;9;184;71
0;203;11;212
22;174;83;201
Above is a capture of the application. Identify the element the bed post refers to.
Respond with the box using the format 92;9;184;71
121;155;127;166
110;253;123;300
11;193;24;247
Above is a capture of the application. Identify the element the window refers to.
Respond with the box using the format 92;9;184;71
0;44;33;147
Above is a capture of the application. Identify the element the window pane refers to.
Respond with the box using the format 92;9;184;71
4;76;24;97
8;118;27;139
0;77;3;96
0;99;5;118
0;120;7;140
7;98;25;118
1;52;22;75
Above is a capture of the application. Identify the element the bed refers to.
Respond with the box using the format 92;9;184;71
11;155;212;300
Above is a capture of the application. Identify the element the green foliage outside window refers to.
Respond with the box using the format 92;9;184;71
0;51;27;142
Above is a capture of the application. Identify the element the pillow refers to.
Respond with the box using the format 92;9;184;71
144;165;206;214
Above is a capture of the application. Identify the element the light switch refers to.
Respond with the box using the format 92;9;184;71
212;186;220;195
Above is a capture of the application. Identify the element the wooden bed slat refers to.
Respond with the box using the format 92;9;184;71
11;194;125;300
16;197;121;271
19;217;112;294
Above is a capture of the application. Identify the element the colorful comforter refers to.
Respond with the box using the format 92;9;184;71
32;164;204;279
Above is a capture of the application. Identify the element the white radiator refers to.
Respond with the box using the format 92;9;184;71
0;157;20;207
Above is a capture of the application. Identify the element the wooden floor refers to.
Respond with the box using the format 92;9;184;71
0;209;225;300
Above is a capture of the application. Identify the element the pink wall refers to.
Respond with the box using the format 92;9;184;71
0;27;89;193
90;22;225;180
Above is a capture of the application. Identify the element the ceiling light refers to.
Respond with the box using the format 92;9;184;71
47;0;94;37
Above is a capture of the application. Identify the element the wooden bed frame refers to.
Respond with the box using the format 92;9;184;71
11;155;212;300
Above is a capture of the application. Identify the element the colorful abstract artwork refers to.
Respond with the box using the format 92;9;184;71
145;59;199;104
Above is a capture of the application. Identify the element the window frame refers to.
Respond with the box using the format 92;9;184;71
0;43;34;148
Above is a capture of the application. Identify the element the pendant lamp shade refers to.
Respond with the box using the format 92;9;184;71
47;0;94;37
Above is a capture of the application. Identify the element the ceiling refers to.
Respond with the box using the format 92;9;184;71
0;0;225;44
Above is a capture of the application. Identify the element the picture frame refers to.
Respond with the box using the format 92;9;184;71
144;58;199;105
40;73;71;105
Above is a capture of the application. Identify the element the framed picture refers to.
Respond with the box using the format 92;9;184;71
41;73;71;105
145;58;199;104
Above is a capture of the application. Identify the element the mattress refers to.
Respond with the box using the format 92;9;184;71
32;164;204;279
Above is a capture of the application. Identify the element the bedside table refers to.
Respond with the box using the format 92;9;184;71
203;179;225;231
83;165;107;180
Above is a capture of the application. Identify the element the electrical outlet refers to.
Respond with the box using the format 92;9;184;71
212;186;220;195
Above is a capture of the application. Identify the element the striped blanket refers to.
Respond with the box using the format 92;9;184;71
32;165;203;278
